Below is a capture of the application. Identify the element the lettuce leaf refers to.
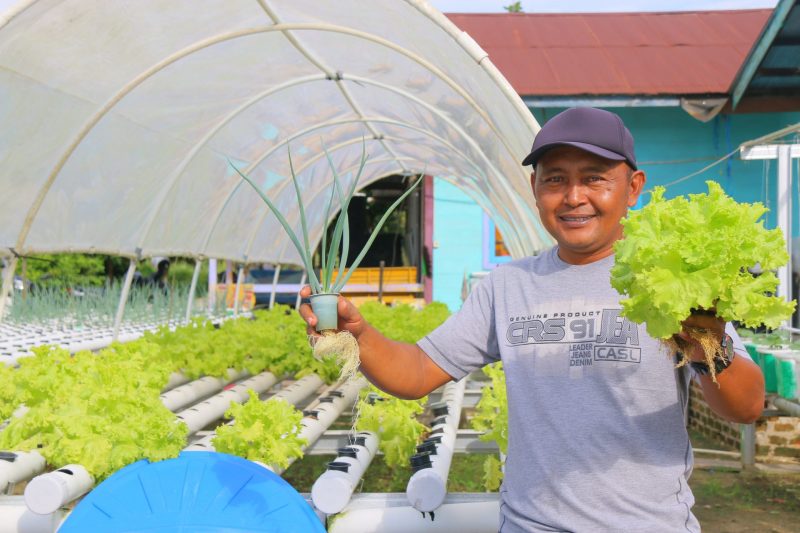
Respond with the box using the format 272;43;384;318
611;181;796;338
213;390;306;469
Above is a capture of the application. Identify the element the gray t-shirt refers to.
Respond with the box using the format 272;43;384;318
419;247;745;532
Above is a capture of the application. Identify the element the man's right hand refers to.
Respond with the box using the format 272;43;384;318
297;286;367;340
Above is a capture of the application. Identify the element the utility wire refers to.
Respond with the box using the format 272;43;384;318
648;147;741;191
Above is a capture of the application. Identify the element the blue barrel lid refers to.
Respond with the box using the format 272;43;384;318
60;451;325;532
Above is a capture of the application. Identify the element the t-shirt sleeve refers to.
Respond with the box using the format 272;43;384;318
417;273;501;381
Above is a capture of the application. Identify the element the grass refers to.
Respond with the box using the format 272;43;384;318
283;453;492;493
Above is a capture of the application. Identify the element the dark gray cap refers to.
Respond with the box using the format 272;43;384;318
521;107;637;170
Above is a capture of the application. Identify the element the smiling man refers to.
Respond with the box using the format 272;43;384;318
299;107;765;532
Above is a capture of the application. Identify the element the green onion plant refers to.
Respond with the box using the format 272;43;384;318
231;143;423;295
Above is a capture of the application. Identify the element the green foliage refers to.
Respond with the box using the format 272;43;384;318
612;181;796;339
213;391;306;469
351;301;449;467
0;345;184;479
0;364;19;420
483;454;504;491
359;301;450;343
0;301;449;481
355;386;428;467
20;254;106;286
471;362;508;491
504;1;523;12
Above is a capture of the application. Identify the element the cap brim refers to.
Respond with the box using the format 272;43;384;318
521;142;633;169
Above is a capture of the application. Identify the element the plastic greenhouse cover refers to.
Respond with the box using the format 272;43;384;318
0;0;551;264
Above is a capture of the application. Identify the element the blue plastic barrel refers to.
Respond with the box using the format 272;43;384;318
60;451;325;532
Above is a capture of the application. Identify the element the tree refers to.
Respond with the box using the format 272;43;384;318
504;1;523;13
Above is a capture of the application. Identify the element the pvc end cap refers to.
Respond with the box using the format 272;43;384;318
406;469;446;512
311;475;353;514
25;475;66;515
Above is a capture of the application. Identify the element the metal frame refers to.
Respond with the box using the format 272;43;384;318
11;20;541;261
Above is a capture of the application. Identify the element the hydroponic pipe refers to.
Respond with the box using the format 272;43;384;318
326;493;500;533
274;377;367;475
311;430;378;514
774;397;800;417
176;371;277;434
0;496;64;533
185;373;324;452
406;378;467;512
24;464;93;515
159;369;248;412
17;371;270;513
0;452;46;494
162;372;191;392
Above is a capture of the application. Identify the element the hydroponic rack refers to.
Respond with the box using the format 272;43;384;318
0;329;502;533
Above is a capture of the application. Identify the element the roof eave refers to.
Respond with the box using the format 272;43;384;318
730;0;796;109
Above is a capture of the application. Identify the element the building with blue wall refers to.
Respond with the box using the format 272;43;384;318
433;6;800;311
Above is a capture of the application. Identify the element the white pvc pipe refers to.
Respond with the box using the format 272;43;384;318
24;464;93;515
185;259;202;323
327;493;500;533
274;377;367;474
0;496;64;533
159;369;248;412
406;378;467;512
269;264;281;309
0;452;46;494
271;374;324;405
112;260;137;341
176;371;277;434
185;373;323;452
162;372;191;392
311;430;378;514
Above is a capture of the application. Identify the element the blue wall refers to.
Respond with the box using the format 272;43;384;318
432;106;800;311
532;107;800;231
432;179;485;311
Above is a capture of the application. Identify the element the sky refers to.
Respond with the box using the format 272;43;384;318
427;0;778;12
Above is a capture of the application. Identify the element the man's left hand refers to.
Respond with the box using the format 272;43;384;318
672;311;725;363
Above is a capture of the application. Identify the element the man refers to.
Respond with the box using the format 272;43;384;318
300;107;765;532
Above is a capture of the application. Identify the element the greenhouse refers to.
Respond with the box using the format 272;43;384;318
2;0;800;532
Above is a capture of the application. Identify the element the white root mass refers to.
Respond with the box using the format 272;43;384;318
664;327;726;384
312;330;361;382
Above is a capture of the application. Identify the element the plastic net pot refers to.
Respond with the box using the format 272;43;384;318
309;293;339;332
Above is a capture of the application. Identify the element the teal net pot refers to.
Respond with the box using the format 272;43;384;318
309;293;340;332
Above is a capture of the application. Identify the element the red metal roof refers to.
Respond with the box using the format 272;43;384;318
446;10;772;96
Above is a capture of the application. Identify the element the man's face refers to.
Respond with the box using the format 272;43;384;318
531;145;645;264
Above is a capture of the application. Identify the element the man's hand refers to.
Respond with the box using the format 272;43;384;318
672;311;725;362
297;285;367;340
672;310;765;423
297;286;453;400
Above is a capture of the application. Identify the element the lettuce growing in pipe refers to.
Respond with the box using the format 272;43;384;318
611;181;796;381
230;143;423;379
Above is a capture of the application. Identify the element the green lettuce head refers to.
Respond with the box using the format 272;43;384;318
611;180;795;339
